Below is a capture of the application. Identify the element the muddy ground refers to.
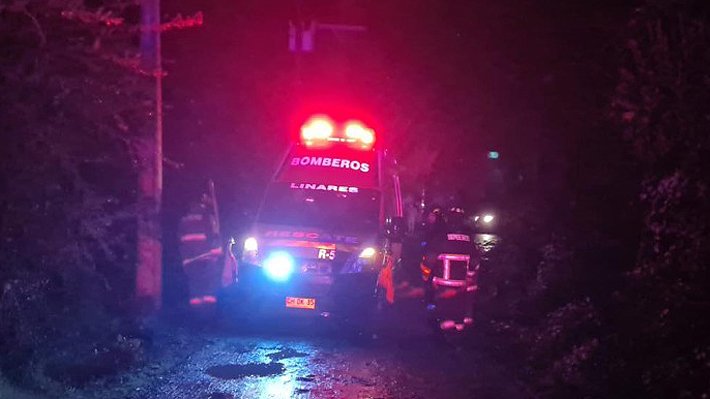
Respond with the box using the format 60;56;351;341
1;298;525;399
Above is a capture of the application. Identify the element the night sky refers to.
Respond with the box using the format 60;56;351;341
157;0;633;292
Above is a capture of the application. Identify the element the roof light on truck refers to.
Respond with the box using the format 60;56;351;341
301;115;334;145
300;115;376;149
344;121;375;149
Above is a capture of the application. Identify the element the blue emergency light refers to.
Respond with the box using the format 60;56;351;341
263;251;295;282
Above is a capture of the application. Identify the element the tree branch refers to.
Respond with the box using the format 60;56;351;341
23;9;46;47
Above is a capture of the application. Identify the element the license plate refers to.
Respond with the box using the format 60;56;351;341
285;296;316;310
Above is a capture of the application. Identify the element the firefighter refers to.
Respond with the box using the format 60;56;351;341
420;205;480;331
418;204;447;305
420;204;446;237
396;204;445;298
178;193;223;306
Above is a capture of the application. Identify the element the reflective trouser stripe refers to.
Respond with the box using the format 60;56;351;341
181;233;207;242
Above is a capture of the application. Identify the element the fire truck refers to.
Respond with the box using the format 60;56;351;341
231;115;404;320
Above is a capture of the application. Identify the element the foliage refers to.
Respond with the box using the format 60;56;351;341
479;233;609;398
0;0;152;382
611;1;710;396
479;1;709;397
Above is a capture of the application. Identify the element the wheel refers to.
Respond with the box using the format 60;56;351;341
216;284;254;331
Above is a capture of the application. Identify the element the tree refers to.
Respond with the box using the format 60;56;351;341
0;0;152;381
612;1;710;396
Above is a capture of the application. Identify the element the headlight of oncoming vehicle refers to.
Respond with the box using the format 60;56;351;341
473;214;495;225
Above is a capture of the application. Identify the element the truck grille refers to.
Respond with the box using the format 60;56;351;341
299;260;332;275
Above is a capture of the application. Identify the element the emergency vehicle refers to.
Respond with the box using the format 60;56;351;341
233;115;403;320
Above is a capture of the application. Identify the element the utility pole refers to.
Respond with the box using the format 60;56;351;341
288;18;367;99
137;0;163;311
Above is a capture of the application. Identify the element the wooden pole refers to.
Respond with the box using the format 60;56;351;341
136;0;163;311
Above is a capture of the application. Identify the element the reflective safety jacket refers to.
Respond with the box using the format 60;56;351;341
178;206;221;266
423;227;476;258
420;225;480;287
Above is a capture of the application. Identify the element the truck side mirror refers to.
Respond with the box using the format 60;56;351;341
385;216;405;243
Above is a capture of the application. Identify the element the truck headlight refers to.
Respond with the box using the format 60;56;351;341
263;251;294;282
242;237;258;263
359;247;377;258
244;237;258;252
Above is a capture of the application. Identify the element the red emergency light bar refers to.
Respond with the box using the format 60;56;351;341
300;115;335;143
300;115;376;150
344;121;375;148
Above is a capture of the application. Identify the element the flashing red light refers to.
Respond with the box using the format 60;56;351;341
300;115;376;149
301;115;335;144
344;121;375;149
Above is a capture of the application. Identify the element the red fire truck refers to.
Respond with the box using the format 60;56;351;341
232;115;404;320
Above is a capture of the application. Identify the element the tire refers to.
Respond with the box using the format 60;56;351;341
331;274;384;339
216;284;254;330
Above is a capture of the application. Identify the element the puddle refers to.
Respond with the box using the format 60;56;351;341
206;363;285;379
296;374;316;382
267;348;308;361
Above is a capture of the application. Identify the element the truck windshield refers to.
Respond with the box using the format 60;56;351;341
258;183;380;232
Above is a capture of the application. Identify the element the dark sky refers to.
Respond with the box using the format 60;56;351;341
160;0;632;230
